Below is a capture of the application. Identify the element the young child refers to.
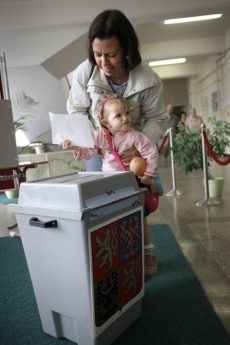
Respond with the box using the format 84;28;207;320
60;94;161;277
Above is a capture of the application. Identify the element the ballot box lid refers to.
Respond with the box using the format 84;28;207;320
15;171;142;212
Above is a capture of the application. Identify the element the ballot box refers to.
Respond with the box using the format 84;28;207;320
11;171;146;345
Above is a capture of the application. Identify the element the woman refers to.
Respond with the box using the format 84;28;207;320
179;111;187;125
177;111;187;131
67;9;166;277
67;9;166;171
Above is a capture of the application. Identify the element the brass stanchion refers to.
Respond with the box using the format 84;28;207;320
195;124;222;207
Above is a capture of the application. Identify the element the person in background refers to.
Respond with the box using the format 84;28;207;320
185;108;204;132
67;9;166;171
60;94;164;277
179;111;187;124
162;104;179;161
177;111;187;131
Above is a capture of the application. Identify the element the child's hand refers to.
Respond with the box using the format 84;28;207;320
59;139;71;149
59;140;78;151
140;176;157;194
140;175;152;185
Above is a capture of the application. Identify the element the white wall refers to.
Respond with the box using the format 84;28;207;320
187;32;230;154
7;65;67;143
188;54;230;121
187;35;230;125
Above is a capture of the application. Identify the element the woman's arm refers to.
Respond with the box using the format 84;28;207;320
141;74;166;143
67;60;93;119
120;147;141;168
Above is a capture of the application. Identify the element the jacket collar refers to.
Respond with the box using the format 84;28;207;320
88;62;159;97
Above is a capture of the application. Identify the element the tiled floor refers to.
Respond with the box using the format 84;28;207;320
1;156;230;336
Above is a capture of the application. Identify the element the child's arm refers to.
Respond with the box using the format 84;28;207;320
59;134;101;161
134;132;158;177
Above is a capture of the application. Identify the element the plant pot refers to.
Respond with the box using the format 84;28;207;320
208;177;224;197
29;142;45;154
35;146;45;154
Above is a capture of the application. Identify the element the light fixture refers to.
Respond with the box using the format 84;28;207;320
15;129;30;147
164;14;222;24
149;58;186;67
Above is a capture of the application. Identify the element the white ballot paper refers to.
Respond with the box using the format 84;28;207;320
49;112;94;148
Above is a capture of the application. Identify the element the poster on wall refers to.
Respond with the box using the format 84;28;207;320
211;91;218;112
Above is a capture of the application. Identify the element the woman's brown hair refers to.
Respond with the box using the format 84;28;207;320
88;9;141;71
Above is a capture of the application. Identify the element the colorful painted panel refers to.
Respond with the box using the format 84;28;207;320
91;211;143;327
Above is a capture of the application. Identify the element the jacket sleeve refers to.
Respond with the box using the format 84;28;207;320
67;60;92;117
73;146;99;160
141;73;166;144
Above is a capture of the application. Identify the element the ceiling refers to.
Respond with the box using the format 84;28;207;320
0;0;230;79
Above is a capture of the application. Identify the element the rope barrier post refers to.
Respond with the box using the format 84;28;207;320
166;127;186;196
195;124;222;207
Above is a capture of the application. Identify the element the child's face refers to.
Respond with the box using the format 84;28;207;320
102;101;131;134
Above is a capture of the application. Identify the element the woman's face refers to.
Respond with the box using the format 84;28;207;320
92;37;126;79
181;113;186;122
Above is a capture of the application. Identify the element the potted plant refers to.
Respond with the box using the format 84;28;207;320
29;141;45;154
13;90;39;151
5;91;38;199
206;116;230;196
12;90;39;132
172;116;230;197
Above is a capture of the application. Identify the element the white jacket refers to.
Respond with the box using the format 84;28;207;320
67;59;166;143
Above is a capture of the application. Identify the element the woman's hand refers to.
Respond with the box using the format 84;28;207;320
120;146;141;168
98;148;106;158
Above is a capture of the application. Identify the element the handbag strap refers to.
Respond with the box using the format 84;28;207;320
105;130;127;171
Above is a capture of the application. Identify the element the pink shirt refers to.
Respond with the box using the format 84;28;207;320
74;128;158;176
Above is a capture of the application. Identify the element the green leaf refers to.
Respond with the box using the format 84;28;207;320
172;116;230;178
12;90;39;132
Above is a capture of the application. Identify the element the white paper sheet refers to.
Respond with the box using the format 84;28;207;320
49;112;94;148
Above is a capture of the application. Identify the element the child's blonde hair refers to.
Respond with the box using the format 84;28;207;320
95;94;130;126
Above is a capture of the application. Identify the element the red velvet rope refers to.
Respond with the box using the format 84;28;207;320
158;134;168;153
202;130;230;166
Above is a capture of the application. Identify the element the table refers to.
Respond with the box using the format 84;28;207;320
0;161;48;191
0;161;48;230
